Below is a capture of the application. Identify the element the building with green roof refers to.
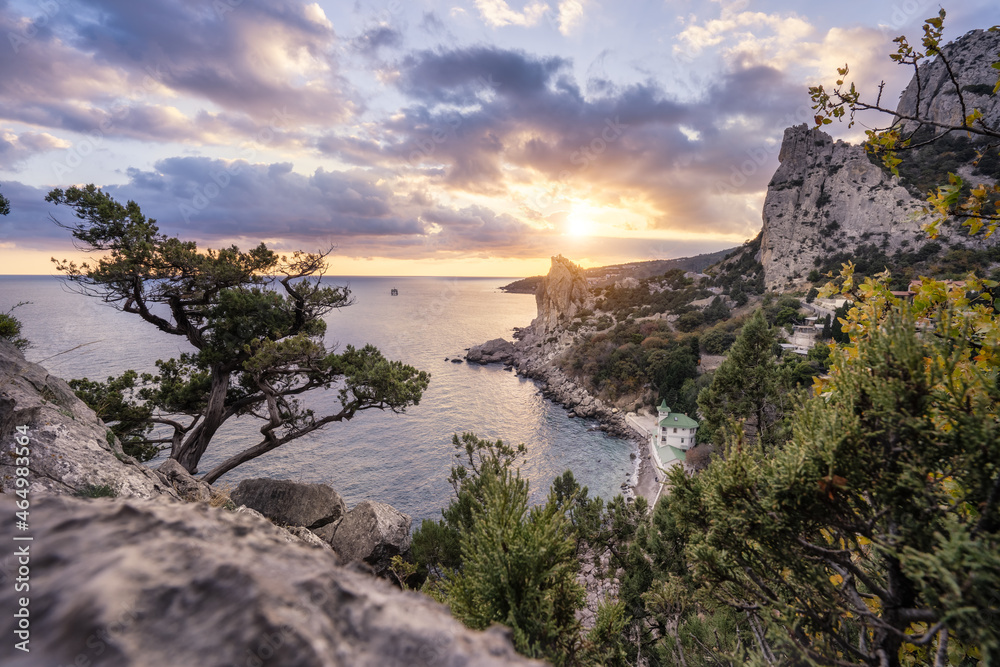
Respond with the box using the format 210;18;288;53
649;399;699;471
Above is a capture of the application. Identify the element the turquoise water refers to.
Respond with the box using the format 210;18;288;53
1;275;636;522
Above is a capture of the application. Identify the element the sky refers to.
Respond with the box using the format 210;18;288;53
0;0;997;276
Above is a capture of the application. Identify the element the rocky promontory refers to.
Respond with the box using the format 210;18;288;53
467;256;638;442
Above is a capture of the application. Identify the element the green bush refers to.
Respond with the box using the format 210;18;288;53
76;483;118;498
700;328;736;355
0;303;30;351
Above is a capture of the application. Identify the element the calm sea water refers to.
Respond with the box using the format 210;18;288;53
1;275;636;522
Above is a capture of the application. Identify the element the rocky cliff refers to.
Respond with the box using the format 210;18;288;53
530;255;595;336
760;28;1000;290
759;125;930;290
897;28;1000;131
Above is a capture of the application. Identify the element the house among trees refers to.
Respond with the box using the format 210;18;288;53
649;399;698;471
782;316;824;355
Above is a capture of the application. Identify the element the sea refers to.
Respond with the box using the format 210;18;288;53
0;275;637;523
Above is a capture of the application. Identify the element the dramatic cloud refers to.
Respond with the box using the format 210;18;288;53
0;129;70;170
314;45;803;237
474;0;549;28
0;0;358;149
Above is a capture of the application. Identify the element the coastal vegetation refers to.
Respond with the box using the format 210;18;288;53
46;185;429;477
0;302;30;352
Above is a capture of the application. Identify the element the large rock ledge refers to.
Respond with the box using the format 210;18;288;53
0;340;178;500
0;495;542;667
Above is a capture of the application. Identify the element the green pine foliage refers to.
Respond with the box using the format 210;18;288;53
46;185;428;481
413;434;586;665
0;302;30;352
655;308;1000;665
696;309;790;450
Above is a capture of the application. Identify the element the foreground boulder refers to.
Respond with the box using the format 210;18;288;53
0;495;542;667
0;340;177;500
466;338;515;364
331;500;412;576
230;477;347;529
157;459;212;503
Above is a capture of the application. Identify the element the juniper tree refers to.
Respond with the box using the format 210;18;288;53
659;307;1000;666
414;433;584;666
47;185;429;482
696;309;788;449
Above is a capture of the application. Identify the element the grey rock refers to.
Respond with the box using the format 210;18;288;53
235;505;336;551
331;500;412;577
157;458;212;503
230;478;347;529
531;255;594;337
760;30;1000;291
0;340;178;500
760;125;932;291
285;524;335;551
311;517;342;544
0;494;542;667
466;337;515;364
897;29;1000;133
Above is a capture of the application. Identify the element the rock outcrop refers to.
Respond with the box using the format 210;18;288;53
466;337;515;364
0;494;541;667
530;255;594;336
330;500;413;577
897;29;1000;131
0;340;178;500
759;29;1000;290
759;124;930;290
230;478;347;529
467;255;640;445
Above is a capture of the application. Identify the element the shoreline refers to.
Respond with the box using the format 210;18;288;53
470;346;664;506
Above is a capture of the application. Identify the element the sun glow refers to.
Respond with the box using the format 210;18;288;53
565;209;595;236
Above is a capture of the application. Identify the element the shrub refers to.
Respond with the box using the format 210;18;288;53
76;483;118;498
0;302;30;351
700;328;736;355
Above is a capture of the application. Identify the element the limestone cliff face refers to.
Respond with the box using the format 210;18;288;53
897;29;1000;131
759;125;929;290
760;29;1000;291
531;255;594;335
0;340;178;499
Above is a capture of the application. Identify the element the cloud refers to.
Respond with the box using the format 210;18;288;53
0;0;360;146
419;11;450;36
0;129;70;170
557;0;586;35
352;25;404;57
474;0;549;28
313;44;817;240
396;46;570;104
0;154;558;261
